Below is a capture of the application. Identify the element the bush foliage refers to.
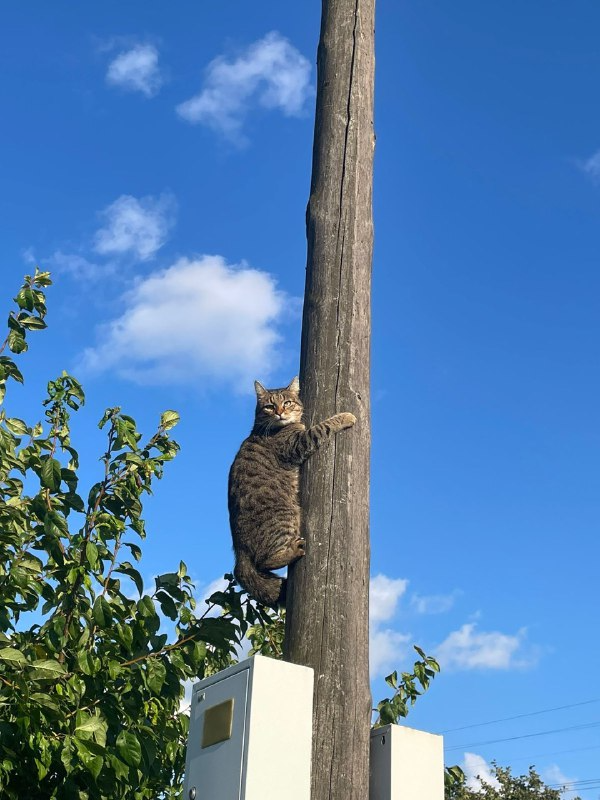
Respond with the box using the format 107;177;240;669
0;271;282;799
445;763;580;800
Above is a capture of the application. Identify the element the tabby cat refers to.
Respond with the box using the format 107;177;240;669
228;376;356;606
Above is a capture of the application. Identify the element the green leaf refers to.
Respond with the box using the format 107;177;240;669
7;330;26;354
85;541;99;569
0;647;27;665
92;596;112;627
0;356;24;384
160;410;180;430
156;591;178;620
18;315;47;330
30;692;60;712
138;595;158;617
29;659;67;678
77;650;95;676
74;739;103;779
75;716;106;738
124;541;143;561
40;457;61;491
155;572;179;590
109;755;130;780
108;660;121;680
146;659;167;693
33;270;52;286
15;287;34;310
44;510;68;537
385;670;398;689
116;565;144;596
4;417;29;435
116;731;142;767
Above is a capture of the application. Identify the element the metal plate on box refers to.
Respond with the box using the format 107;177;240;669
202;698;235;748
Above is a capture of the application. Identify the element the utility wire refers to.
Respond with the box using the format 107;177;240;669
440;698;600;734
444;720;600;752
547;779;600;793
501;742;600;764
549;779;600;787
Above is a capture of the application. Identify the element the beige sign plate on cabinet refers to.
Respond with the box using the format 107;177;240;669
202;698;235;748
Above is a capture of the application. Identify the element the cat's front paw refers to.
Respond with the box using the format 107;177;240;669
336;412;357;429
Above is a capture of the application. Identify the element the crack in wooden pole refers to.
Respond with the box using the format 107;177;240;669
283;1;375;799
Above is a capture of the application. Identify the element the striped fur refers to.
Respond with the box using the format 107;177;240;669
228;377;356;606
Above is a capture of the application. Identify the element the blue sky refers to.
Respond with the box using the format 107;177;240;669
2;1;599;793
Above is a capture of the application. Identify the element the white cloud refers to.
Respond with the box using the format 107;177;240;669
370;627;411;679
106;43;163;97
543;765;579;800
370;574;408;625
93;194;175;261
411;591;458;615
462;753;501;792
436;623;534;670
80;255;293;387
369;574;410;678
177;31;312;142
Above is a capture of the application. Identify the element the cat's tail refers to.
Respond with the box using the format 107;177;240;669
234;551;285;608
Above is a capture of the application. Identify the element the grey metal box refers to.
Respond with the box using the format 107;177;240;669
184;655;313;800
370;724;444;800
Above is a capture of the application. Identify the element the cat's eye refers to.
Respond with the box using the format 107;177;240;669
283;401;293;408
263;404;275;411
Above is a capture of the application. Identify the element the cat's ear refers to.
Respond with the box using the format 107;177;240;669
287;376;300;394
254;380;267;397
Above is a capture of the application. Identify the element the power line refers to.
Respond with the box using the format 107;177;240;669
549;779;600;787
445;720;600;752
547;779;600;794
502;742;600;764
440;698;600;734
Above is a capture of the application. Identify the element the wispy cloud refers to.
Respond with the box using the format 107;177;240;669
462;753;501;791
581;149;600;182
21;247;37;266
410;591;459;615
436;623;536;670
106;43;164;97
543;765;579;800
80;255;294;388
44;250;109;281
29;193;175;284
177;31;312;142
93;193;175;262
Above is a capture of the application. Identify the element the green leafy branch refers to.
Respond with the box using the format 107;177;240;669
373;645;440;727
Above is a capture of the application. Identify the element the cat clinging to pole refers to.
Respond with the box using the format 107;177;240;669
228;376;356;606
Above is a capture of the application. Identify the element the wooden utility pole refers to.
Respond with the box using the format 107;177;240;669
283;0;375;799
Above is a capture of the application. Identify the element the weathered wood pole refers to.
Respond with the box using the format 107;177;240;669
283;0;375;799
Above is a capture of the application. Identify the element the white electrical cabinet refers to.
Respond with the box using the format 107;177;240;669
370;724;444;800
183;654;314;800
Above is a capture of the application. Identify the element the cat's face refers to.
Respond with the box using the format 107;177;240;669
254;376;303;430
